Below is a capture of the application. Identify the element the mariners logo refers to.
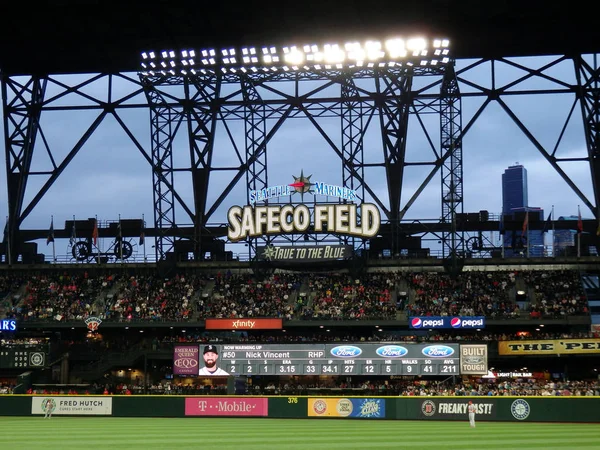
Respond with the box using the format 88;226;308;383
510;399;530;420
29;352;45;367
41;398;56;413
421;400;436;417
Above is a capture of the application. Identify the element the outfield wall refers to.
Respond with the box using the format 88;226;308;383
1;396;599;422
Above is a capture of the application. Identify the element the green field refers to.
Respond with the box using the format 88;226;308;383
1;417;599;449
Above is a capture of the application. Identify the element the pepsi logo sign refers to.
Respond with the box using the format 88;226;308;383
452;317;484;328
410;318;444;329
422;345;455;357
376;345;408;358
330;346;363;357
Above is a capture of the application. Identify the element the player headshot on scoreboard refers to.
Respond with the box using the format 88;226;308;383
198;344;230;376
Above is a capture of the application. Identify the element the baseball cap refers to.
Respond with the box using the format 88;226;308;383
204;345;218;355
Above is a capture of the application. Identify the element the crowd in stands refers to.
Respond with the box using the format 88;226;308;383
199;273;302;320
0;269;593;323
102;274;208;321
3;272;117;322
405;271;519;318
524;270;589;318
12;379;600;397
298;273;397;320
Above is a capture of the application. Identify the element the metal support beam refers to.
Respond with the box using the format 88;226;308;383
2;76;46;263
185;75;220;258
440;64;464;268
144;82;181;261
241;76;268;257
376;69;412;227
341;77;367;247
574;54;600;218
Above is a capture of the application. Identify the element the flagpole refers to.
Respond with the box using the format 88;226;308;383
95;215;99;264
578;205;581;258
142;213;146;263
51;215;56;263
5;216;11;265
551;205;555;257
526;210;530;258
119;214;123;261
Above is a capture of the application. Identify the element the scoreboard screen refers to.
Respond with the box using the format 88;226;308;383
0;345;47;369
191;343;461;376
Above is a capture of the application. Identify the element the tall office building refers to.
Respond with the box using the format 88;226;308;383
501;164;544;257
502;164;528;213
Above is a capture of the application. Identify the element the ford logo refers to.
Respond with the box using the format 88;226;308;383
330;346;363;357
376;345;408;357
464;356;483;364
422;345;455;357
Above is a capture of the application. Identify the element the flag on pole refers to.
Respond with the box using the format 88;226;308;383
577;206;583;234
70;220;76;245
521;211;529;237
47;218;54;245
139;229;145;246
92;218;99;246
117;219;122;239
542;211;552;233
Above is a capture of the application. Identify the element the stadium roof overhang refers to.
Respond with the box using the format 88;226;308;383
0;1;598;75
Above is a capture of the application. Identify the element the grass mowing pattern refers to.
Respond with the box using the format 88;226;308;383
0;417;599;449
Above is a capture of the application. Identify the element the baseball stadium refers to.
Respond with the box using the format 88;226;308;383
1;1;600;448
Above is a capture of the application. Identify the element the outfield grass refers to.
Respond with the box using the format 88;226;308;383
0;417;599;450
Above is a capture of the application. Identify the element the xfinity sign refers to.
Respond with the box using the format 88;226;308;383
409;317;486;329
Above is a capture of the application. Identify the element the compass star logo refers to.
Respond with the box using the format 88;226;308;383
289;170;314;201
262;245;278;261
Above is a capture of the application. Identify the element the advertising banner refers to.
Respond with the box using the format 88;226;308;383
308;398;385;418
498;339;600;355
459;344;488;375
409;316;486;329
185;397;268;416
205;318;283;330
418;399;496;420
32;397;112;416
173;345;200;375
256;245;353;262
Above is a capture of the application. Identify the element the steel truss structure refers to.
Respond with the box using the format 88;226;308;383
1;54;599;264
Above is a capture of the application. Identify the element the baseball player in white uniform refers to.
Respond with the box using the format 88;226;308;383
468;400;476;427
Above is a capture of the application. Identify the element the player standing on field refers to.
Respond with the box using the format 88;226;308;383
468;401;476;428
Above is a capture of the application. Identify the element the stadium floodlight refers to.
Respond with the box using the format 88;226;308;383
323;44;345;63
140;36;451;76
365;41;384;60
284;46;304;65
385;38;407;58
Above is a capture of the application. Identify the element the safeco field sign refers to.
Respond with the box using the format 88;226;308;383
31;396;112;415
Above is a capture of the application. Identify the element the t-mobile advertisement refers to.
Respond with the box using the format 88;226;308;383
173;345;199;375
185;397;269;416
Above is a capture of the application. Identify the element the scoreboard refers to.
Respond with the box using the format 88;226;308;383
0;345;47;369
217;343;461;376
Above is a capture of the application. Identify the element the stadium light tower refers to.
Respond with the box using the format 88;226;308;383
138;36;462;268
139;37;451;76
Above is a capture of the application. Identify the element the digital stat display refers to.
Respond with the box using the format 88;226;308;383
216;343;460;376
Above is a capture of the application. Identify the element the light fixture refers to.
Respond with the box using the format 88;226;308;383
139;37;451;76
